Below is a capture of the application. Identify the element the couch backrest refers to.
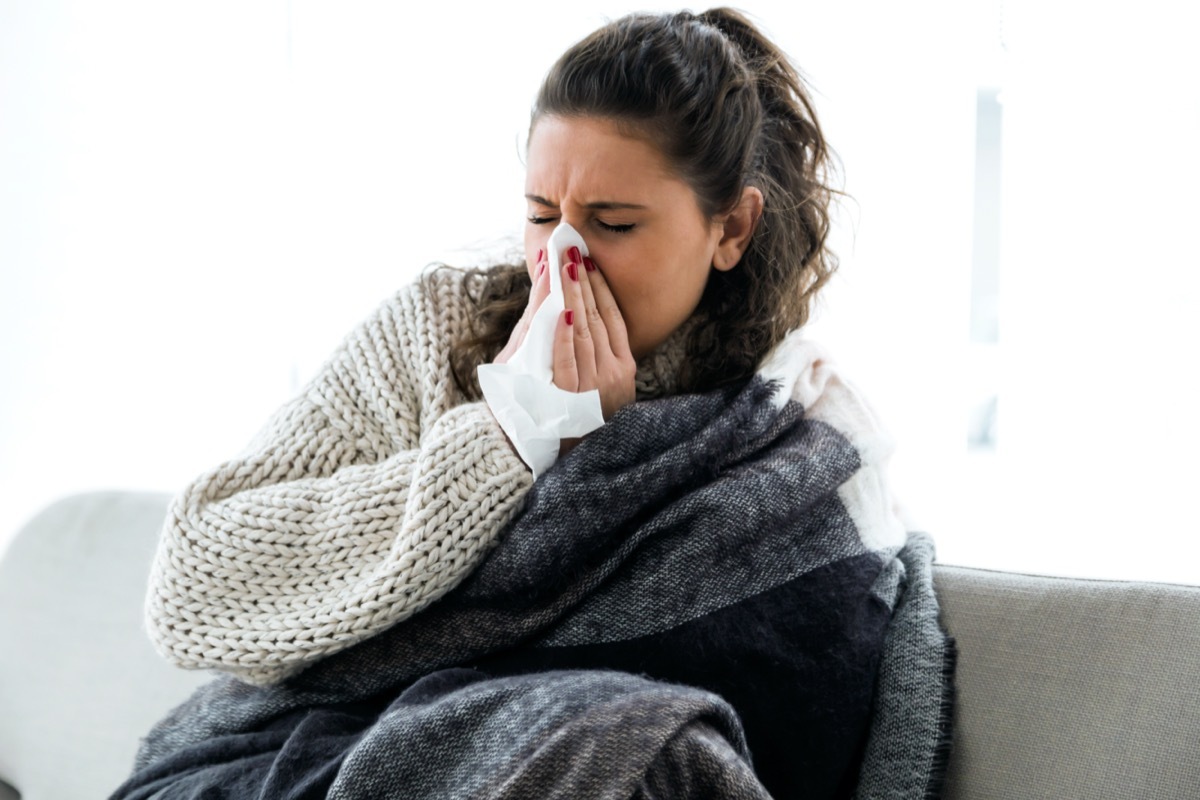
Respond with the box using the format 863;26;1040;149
935;564;1200;799
0;492;209;800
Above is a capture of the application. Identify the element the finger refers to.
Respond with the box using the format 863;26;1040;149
562;259;598;388
497;259;550;363
576;256;613;361
515;259;552;339
529;255;551;312
552;308;579;391
582;258;632;360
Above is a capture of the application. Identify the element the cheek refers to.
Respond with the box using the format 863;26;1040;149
583;243;627;283
592;238;684;297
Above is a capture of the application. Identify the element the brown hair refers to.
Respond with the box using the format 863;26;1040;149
434;7;839;398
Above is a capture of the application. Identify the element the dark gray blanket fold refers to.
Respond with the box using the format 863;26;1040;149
114;355;955;800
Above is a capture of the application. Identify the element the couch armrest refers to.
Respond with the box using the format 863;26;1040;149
934;564;1200;800
0;491;210;800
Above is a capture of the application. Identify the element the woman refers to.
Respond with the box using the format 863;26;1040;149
128;9;953;800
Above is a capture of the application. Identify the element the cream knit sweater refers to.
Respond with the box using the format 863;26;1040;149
145;268;689;686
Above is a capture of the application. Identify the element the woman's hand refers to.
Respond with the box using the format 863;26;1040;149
553;248;637;455
495;249;553;365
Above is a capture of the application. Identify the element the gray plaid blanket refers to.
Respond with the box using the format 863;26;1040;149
113;341;955;799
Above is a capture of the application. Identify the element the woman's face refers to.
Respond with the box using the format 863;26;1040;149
524;115;725;360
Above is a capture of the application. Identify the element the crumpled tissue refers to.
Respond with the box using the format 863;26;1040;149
477;223;606;478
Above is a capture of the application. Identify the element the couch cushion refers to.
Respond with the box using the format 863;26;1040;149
0;491;210;800
934;564;1200;800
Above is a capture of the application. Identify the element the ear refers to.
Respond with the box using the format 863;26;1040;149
712;186;764;272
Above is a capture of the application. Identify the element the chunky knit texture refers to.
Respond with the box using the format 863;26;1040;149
144;269;692;686
144;271;530;685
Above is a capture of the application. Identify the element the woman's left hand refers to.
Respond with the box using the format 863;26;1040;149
553;248;637;455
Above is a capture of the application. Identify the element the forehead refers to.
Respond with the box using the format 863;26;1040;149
525;116;681;199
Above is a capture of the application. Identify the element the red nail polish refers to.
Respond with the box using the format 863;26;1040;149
565;309;574;326
583;256;596;272
568;246;582;263
568;262;579;282
537;262;546;278
535;248;544;263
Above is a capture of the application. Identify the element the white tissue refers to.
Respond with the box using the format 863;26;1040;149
477;223;606;478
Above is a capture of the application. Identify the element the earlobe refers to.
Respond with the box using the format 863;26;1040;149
713;186;764;272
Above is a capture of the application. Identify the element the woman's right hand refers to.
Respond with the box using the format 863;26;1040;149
494;248;551;365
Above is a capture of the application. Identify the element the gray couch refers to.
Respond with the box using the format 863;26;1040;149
1;491;1197;799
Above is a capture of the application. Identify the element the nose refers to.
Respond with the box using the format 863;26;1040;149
559;212;586;231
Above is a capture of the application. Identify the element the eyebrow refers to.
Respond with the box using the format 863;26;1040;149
525;194;647;211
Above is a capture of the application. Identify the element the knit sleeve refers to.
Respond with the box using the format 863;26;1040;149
144;276;535;686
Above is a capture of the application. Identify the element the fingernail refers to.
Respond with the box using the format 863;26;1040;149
565;309;574;326
535;248;544;264
537;262;546;277
567;262;578;282
568;246;582;263
583;256;596;273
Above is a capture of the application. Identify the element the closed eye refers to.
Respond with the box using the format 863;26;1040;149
527;215;635;235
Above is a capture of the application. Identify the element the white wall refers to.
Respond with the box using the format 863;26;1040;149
2;0;1197;584
979;1;1200;580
